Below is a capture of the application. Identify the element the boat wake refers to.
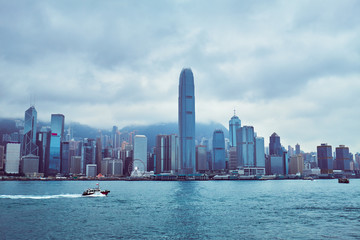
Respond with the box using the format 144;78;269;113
0;194;82;199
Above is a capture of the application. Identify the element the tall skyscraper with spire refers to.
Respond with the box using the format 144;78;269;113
178;68;195;174
229;111;241;147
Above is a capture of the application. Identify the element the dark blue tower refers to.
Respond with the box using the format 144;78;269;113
212;129;226;170
178;68;195;174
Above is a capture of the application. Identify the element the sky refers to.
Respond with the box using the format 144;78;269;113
0;0;359;153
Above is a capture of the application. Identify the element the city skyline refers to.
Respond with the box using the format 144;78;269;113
0;1;359;153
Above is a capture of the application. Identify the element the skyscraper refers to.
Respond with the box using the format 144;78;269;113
268;132;288;175
178;68;195;174
155;134;179;174
36;127;51;174
237;126;255;167
335;145;350;171
23;106;38;156
212;129;226;170
0;145;4;170
317;143;333;174
5;143;21;174
255;137;265;167
295;143;301;155
289;154;304;174
48;114;65;176
269;133;282;156
133;135;147;172
81;138;96;174
228;147;237;170
229;113;241;147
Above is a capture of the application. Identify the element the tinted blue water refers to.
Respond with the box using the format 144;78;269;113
0;180;359;239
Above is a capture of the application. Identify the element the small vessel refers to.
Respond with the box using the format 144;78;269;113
82;183;110;196
338;178;349;184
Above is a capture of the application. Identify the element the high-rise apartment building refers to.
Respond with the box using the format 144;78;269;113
212;130;226;170
23;106;38;156
133;135;147;172
48;114;65;176
229;114;241;147
178;68;195;174
317;143;333;174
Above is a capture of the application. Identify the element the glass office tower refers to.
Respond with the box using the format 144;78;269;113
212;130;226;170
48;114;65;176
229;114;241;147
178;68;195;174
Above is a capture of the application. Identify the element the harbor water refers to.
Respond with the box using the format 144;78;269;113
0;179;359;239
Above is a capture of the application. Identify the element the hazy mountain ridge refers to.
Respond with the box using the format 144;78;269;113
0;118;228;149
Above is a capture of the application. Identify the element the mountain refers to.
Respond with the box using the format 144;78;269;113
0;118;228;150
120;122;229;149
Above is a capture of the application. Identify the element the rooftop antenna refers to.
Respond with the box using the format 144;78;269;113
234;108;236;116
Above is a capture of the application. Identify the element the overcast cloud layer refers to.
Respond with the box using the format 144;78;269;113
1;0;359;152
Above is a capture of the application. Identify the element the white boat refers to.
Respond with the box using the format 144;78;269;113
82;183;110;196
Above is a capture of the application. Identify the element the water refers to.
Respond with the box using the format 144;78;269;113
0;179;359;239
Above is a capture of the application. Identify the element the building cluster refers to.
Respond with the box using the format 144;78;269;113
0;107;149;178
1;68;359;179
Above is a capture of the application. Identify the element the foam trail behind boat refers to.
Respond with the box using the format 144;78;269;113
0;194;82;199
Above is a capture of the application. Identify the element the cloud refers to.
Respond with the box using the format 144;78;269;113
0;0;359;152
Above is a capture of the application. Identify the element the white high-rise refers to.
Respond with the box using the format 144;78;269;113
5;143;21;174
133;135;147;172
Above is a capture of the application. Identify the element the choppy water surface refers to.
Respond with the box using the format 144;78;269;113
0;180;359;239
